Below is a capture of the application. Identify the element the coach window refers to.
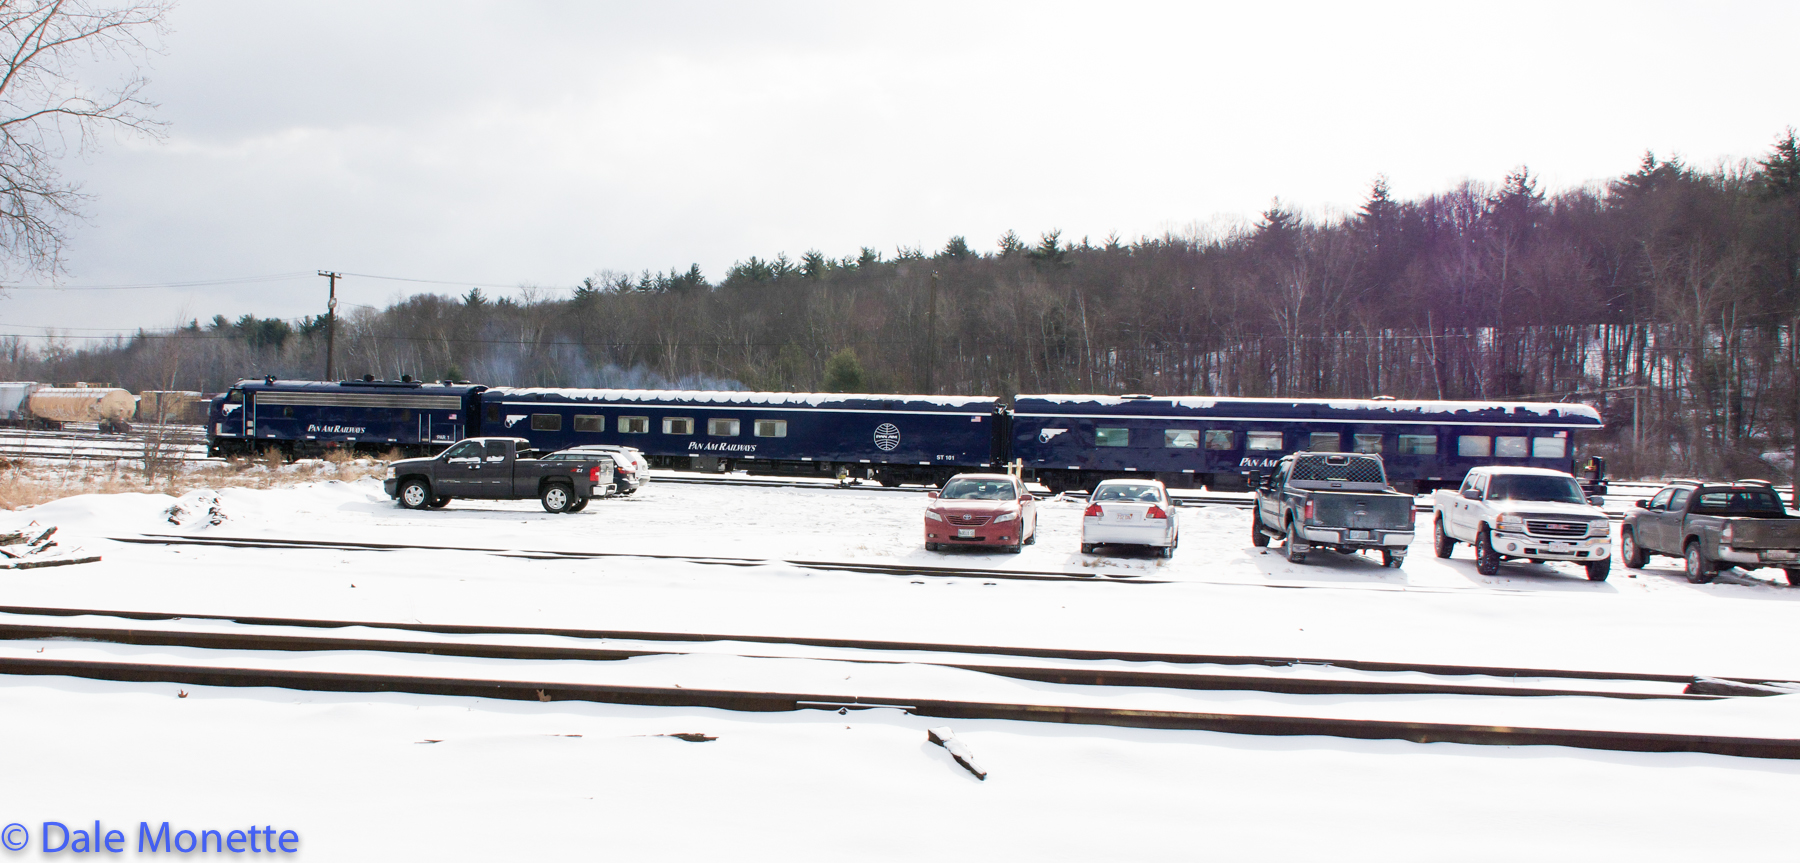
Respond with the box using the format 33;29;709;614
663;417;694;435
1353;433;1383;454
1495;436;1528;457
1246;431;1283;451
1531;436;1566;458
485;404;501;423
574;415;604;433
1307;432;1340;451
530;413;561;432
1398;434;1436;455
1457;435;1492;457
619;416;649;434
709;418;740;436
754;419;787;438
1165;429;1199;448
1203;430;1234;450
1096;427;1129;447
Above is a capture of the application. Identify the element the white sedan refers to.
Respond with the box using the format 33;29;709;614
1080;479;1179;558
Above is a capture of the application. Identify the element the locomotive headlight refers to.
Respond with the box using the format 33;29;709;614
1494;513;1524;532
993;512;1016;524
924;509;944;522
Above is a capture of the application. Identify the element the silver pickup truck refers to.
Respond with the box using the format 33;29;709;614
1620;480;1800;585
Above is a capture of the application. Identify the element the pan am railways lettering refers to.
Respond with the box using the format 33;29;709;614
689;441;757;453
306;424;367;434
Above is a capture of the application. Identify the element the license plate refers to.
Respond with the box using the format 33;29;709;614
1349;530;1372;540
957;529;975;538
1764;550;1797;560
1116;513;1135;522
1548;542;1575;550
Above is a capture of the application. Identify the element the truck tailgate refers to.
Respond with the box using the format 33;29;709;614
1312;492;1413;530
1725;517;1800;548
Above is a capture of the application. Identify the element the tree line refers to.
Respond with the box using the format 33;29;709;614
10;130;1800;480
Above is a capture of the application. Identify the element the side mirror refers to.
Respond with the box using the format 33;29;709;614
927;491;939;499
1587;495;1605;507
1634;499;1650;510
1019;494;1034;502
1461;488;1481;500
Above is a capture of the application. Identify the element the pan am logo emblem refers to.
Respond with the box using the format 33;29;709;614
1038;428;1068;443
873;423;901;451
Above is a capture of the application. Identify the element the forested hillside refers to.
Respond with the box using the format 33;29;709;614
14;131;1800;478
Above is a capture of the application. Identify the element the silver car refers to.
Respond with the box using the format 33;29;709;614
1081;479;1179;558
546;445;650;495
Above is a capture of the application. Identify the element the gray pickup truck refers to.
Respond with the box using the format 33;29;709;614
384;437;613;513
1252;452;1416;567
1621;480;1800;585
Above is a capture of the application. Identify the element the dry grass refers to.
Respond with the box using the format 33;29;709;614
0;452;394;510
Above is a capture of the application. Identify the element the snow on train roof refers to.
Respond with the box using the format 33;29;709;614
1017;394;1603;423
487;387;997;410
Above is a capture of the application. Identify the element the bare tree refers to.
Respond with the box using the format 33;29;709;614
0;0;168;278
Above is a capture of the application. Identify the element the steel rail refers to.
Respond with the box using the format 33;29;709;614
0;619;1715;702
0;654;1791;759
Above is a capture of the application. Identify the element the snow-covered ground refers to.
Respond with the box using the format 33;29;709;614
0;477;1795;860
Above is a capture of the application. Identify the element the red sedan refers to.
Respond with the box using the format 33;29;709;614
924;473;1038;553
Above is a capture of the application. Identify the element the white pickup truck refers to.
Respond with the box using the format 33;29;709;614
1432;466;1613;581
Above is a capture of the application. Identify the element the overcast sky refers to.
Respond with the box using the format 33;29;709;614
8;0;1797;342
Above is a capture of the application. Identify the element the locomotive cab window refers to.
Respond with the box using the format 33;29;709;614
1353;433;1383;454
663;417;694;435
619;416;649;434
1495;435;1528;457
1398;434;1436;455
226;390;243;405
1531;436;1566;458
754;419;787;438
1095;427;1129;447
1457;435;1492;457
1307;432;1340;451
574;414;604;433
1203;430;1235;450
708;418;740;436
1164;429;1199;448
1246;431;1283;451
530;414;561;432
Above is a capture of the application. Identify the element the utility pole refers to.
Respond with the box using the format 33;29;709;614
925;271;939;394
318;271;340;381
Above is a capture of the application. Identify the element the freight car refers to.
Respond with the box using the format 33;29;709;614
477;388;1004;486
1009;394;1603;494
0;383;138;433
206;376;485;458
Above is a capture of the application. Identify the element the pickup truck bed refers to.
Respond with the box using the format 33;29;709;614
1622;482;1800;585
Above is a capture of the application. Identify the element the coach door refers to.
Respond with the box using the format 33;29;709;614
217;389;246;438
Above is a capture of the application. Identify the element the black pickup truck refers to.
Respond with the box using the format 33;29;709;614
1253;452;1416;567
384;437;613;513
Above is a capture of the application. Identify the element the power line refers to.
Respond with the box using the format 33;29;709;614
0;272;315;290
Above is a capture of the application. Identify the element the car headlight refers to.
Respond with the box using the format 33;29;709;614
924;510;944;522
1494;513;1524;531
1590;520;1611;537
993;512;1016;524
385;467;395;479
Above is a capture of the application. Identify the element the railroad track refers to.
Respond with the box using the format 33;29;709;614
0;604;1794;759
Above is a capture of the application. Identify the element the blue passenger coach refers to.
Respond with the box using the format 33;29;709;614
478;388;1004;485
207;377;485;458
1010;395;1603;493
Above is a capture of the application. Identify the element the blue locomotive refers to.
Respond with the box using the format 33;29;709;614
207;379;1604;493
1011;394;1602;493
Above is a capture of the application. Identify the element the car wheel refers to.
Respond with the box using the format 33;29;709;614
926;542;940;552
1585;558;1611;581
1434;518;1455;558
541;483;573;514
427;496;452;509
1160;544;1174;559
566;496;589;513
1474;527;1500;576
398;479;431;510
1785;568;1800;587
1251;511;1270;547
1080;543;1095;554
1684;540;1716;584
1381;549;1400;568
1008;539;1023;554
1284;520;1308;564
1620;528;1648;569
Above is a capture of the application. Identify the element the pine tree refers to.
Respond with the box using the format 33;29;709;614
822;348;867;393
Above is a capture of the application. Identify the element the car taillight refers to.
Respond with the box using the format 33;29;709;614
589;466;602;482
1407;506;1416;527
1147;505;1168;520
1084;504;1103;518
1303;500;1315;522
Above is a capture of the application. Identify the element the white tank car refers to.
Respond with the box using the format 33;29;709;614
29;385;138;430
0;382;39;419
